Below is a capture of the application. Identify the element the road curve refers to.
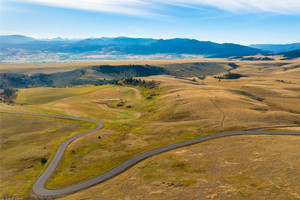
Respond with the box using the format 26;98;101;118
1;110;299;196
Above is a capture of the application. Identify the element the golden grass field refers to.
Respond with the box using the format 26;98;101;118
59;135;300;200
0;59;226;75
0;58;299;198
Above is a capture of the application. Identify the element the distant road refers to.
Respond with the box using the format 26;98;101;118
1;110;299;196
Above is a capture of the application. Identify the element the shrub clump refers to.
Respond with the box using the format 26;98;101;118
0;88;18;103
40;157;48;165
214;72;247;80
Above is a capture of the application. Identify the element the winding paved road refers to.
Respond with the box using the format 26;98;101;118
1;110;299;196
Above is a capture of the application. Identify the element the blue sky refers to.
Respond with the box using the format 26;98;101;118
1;0;300;45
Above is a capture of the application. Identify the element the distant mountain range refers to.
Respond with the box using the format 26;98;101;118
249;43;300;53
0;35;299;63
0;35;261;57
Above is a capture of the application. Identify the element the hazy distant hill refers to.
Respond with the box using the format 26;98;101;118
0;35;263;60
249;43;300;53
115;39;263;57
75;37;156;46
0;35;36;45
275;49;300;60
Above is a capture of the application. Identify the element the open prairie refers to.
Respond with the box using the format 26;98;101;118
0;59;299;198
0;59;225;75
1;58;297;75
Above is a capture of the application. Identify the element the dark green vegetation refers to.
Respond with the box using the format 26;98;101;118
40;157;48;165
230;55;276;61
0;88;18;103
214;72;247;79
91;65;168;78
275;79;291;84
0;73;53;89
227;62;239;69
122;78;158;88
241;57;274;61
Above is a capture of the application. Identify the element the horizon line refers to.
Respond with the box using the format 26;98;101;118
1;34;300;46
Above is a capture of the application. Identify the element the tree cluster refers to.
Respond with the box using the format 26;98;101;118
0;88;18;103
122;77;158;88
214;72;247;80
92;64;168;77
0;73;53;89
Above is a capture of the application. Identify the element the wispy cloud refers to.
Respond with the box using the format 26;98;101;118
13;0;300;17
12;0;160;17
163;0;300;14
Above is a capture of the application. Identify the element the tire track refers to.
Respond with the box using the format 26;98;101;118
209;97;226;129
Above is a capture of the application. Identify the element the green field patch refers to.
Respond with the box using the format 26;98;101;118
15;86;103;105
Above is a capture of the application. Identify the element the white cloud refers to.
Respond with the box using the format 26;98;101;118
13;0;300;16
164;0;300;14
15;0;159;17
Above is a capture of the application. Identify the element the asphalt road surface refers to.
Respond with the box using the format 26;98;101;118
1;110;299;196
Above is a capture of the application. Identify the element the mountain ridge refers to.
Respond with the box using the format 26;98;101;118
4;35;298;62
249;43;300;53
0;35;266;60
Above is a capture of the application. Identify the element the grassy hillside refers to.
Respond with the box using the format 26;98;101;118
1;59;299;198
0;61;245;89
0;113;95;196
14;86;102;105
60;135;300;200
0;65;168;89
161;62;231;77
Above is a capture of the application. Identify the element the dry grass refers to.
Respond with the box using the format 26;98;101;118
0;58;227;70
45;64;300;189
15;86;103;105
1;58;299;197
0;113;95;196
59;135;300;200
38;85;141;122
0;59;228;75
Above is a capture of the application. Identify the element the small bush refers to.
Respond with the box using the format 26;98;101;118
117;102;124;107
149;93;157;97
40;157;48;165
228;63;239;69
